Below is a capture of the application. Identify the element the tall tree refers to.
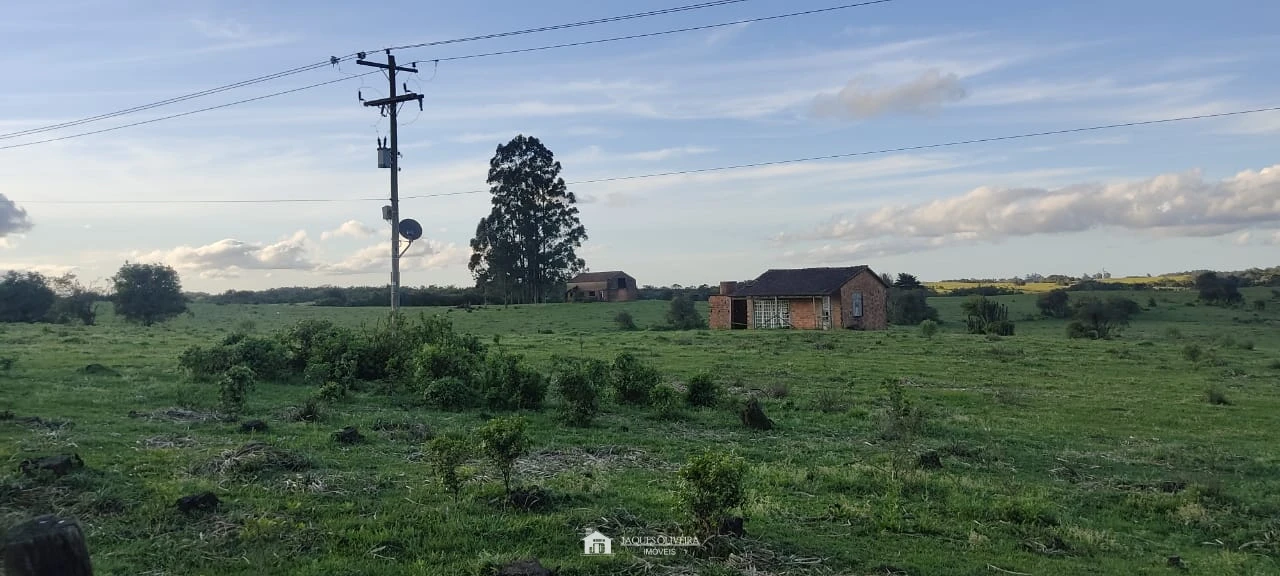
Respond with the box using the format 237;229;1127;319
893;273;923;290
469;135;586;304
111;262;187;325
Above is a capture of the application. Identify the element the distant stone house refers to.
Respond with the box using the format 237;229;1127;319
565;271;638;302
709;266;888;330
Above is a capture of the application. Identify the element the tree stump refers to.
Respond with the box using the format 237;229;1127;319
333;426;363;444
176;492;220;514
3;515;93;576
738;398;773;430
19;454;84;477
239;419;268;433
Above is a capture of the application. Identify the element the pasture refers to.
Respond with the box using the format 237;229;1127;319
2;289;1278;575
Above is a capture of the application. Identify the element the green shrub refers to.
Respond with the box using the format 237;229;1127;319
666;295;707;330
1254;299;1267;311
219;365;256;416
889;289;938;325
476;352;547;411
424;376;479;411
1182;344;1203;363
411;338;483;384
427;434;471;500
316;381;346;403
919;319;939;339
291;397;323;422
879;378;925;442
686;373;719;407
1267;359;1280;370
963;296;1014;335
1036;290;1071;318
678;450;748;536
477;416;530;495
611;352;660;405
178;344;233;380
553;357;607;427
1206;388;1230;406
614;311;638;331
650;384;682;420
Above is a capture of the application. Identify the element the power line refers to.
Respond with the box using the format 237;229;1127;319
0;0;896;149
16;105;1279;204
0;0;757;141
385;0;753;51
430;0;898;63
0;73;381;151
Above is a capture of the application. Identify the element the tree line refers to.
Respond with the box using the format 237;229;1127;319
0;263;187;326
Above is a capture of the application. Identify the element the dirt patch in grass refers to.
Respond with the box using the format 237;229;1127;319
371;420;433;443
514;446;673;480
129;407;223;423
79;363;120;377
195;442;311;477
137;434;198;450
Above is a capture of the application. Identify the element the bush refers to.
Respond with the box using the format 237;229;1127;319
611;352;660;405
1206;388;1230;406
666;295;707;330
879;378;925;442
476;352;547;411
219;365;256;416
47;273;100;325
919;319;939;339
178;345;234;380
962;296;1014;336
888;289;938;325
316;381;347;403
0;271;55;323
427;434;471;500
1196;272;1243;306
1036;290;1071;318
1255;299;1267;311
1182;344;1203;363
424;376;479;411
614;310;638;331
552;357;607;427
477;416;530;495
411;338;483;384
277;319;344;372
111;262;187;325
686;373;719;407
678;450;748;537
232;336;290;381
650;384;682;420
1066;296;1137;340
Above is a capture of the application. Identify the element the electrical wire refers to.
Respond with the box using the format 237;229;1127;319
15;104;1280;204
384;0;752;51
0;0;898;151
427;0;898;63
0;73;380;151
0;0;759;141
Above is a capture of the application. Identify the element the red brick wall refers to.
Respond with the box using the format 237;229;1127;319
787;297;822;330
709;295;732;329
839;271;888;330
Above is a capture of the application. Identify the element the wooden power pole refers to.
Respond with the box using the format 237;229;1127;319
358;51;423;312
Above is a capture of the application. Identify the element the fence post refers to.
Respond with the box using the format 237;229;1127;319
3;515;93;576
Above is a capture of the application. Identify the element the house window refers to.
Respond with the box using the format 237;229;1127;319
753;298;791;329
616;277;628;289
852;292;864;317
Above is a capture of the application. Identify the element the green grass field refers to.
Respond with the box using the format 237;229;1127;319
2;290;1279;575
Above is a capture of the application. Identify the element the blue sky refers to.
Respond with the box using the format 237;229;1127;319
1;0;1278;291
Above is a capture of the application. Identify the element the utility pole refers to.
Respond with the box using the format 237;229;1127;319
358;50;423;312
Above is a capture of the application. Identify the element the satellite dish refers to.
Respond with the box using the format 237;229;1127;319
398;218;423;241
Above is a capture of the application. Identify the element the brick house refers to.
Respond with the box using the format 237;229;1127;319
709;266;888;330
565;271;638;302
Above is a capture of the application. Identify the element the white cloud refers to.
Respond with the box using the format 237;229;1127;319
320;240;467;275
811;69;968;120
624;146;716;162
705;22;749;46
321;220;378;241
132;231;312;278
1233;231;1252;245
1;194;32;238
189;18;251;41
0;263;78;276
789;162;1280;260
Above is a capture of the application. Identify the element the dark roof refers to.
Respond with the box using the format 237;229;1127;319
567;271;632;283
730;266;879;297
